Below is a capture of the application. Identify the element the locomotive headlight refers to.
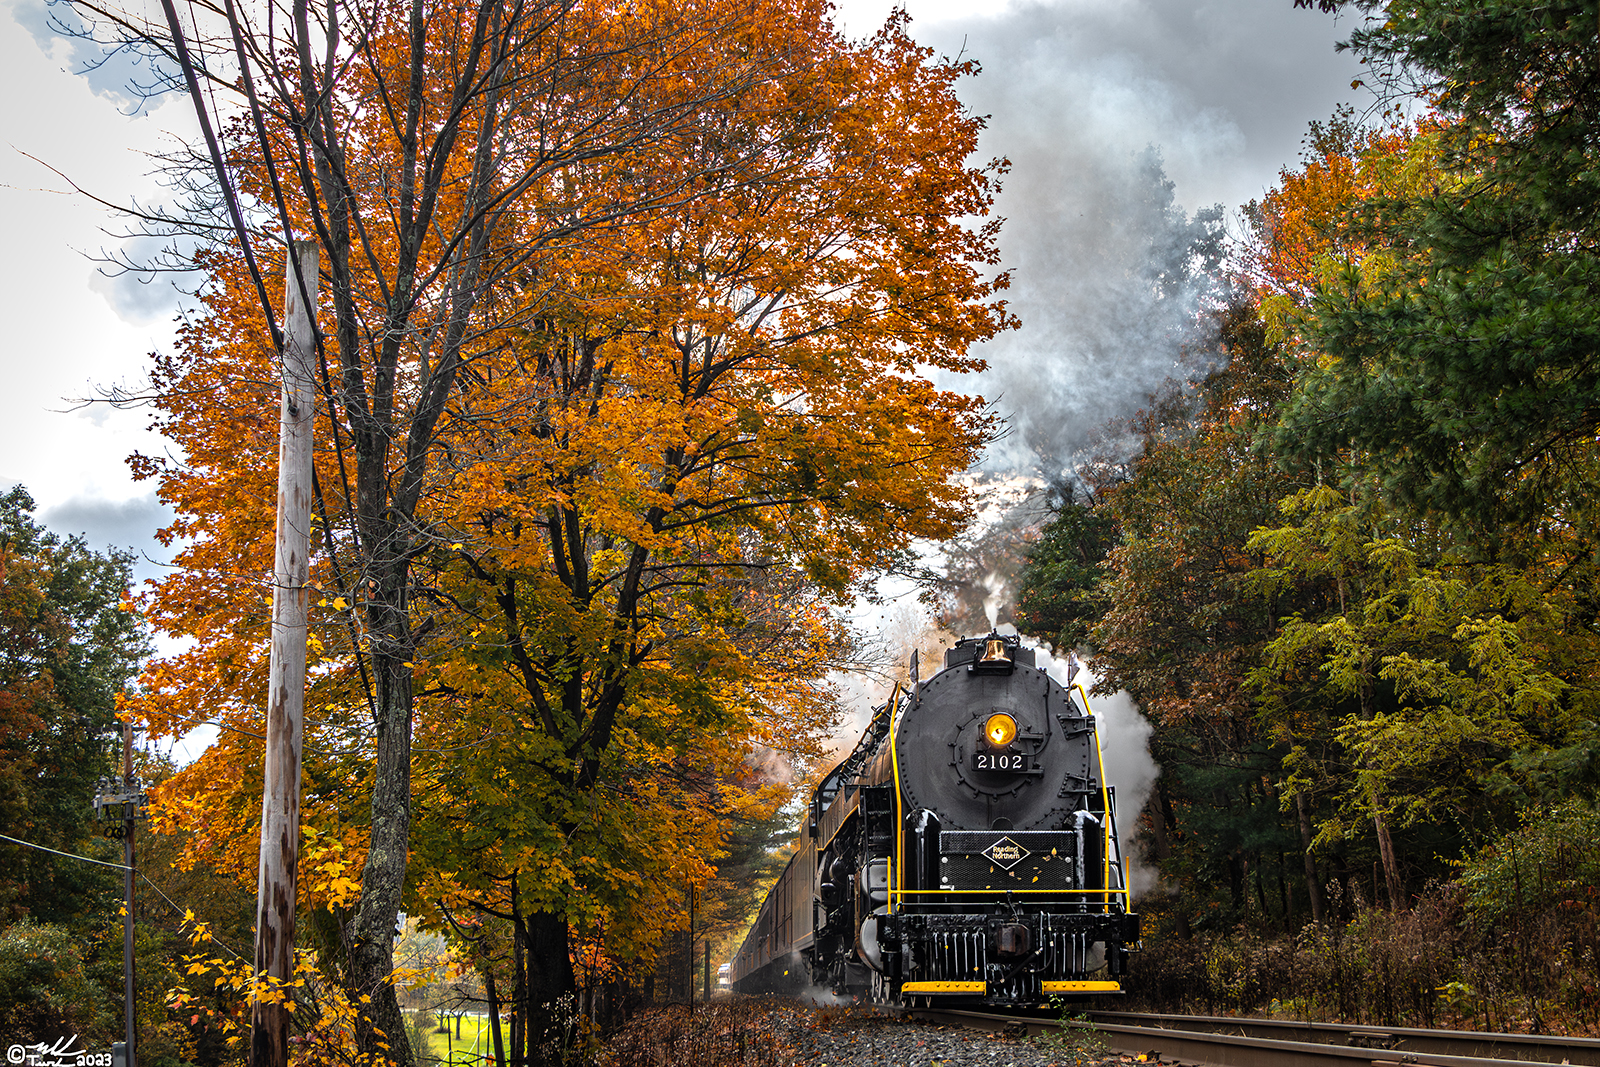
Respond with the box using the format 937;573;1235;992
984;713;1017;747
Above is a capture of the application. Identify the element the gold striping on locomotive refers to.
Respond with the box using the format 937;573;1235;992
901;981;986;994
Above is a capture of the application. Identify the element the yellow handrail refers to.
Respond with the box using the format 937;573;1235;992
1074;682;1118;903
888;681;904;912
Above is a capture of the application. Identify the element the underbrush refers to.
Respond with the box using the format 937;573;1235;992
1032;1000;1109;1065
1128;877;1600;1033
594;999;788;1067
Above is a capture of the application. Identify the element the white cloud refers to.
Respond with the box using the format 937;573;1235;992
0;0;187;515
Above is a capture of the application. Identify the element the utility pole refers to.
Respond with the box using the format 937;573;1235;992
94;726;147;1067
253;240;320;1067
122;723;136;1060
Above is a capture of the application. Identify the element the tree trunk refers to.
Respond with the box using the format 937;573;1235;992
1295;791;1325;923
486;971;507;1067
1373;804;1406;911
1276;853;1290;928
348;594;416;1066
1151;781;1191;938
512;879;526;1067
1353;652;1403;913
524;910;576;1066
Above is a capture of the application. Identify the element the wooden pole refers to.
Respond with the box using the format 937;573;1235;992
122;723;136;1065
252;240;319;1067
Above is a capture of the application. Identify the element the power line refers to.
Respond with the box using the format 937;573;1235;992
0;830;247;961
0;830;130;871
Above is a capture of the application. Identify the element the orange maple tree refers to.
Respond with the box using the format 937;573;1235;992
116;0;1009;1059
1244;107;1444;313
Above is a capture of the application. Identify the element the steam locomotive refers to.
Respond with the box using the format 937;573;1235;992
730;633;1138;1007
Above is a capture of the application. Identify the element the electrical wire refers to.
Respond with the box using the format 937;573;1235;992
0;830;248;961
0;830;130;871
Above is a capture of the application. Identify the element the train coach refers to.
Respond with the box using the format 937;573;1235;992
731;633;1138;1007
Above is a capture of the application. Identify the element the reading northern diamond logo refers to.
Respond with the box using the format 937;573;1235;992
982;836;1030;870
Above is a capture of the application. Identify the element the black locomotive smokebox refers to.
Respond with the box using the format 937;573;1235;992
894;662;1096;832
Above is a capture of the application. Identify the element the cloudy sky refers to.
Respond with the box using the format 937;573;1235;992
0;0;1364;570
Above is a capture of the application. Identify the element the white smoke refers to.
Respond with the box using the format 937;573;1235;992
933;14;1234;476
799;984;850;1006
746;744;799;787
980;569;1008;630
884;0;1364;478
1017;637;1161;901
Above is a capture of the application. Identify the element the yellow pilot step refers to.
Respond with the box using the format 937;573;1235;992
1041;980;1122;993
901;981;986;994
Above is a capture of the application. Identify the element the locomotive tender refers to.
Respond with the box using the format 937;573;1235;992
731;634;1139;1006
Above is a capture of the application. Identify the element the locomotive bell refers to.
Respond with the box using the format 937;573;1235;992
970;637;1016;675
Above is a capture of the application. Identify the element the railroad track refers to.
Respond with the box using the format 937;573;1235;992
906;1007;1600;1067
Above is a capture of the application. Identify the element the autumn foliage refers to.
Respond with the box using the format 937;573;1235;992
1013;6;1600;1031
108;0;1008;1058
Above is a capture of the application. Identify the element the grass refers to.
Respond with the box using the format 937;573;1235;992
416;1014;498;1066
1032;999;1109;1064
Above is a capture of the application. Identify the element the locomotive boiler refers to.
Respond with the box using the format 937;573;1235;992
730;633;1138;1006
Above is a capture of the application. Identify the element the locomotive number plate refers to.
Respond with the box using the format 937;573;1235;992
972;751;1026;772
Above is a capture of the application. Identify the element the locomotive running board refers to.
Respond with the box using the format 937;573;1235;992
901;981;986;994
1041;980;1122;993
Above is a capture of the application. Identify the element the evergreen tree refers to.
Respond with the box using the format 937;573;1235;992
0;486;149;925
1280;0;1600;538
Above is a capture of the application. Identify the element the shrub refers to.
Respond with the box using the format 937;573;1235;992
596;1000;786;1067
0;920;117;1044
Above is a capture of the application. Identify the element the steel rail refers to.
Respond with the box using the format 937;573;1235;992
1086;1011;1600;1065
908;1008;1600;1067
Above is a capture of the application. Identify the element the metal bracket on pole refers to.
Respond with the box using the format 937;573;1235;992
94;729;145;1067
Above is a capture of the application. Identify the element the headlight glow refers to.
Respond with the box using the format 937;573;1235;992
984;712;1017;747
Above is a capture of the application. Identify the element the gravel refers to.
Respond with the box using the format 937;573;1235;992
770;1002;1146;1067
